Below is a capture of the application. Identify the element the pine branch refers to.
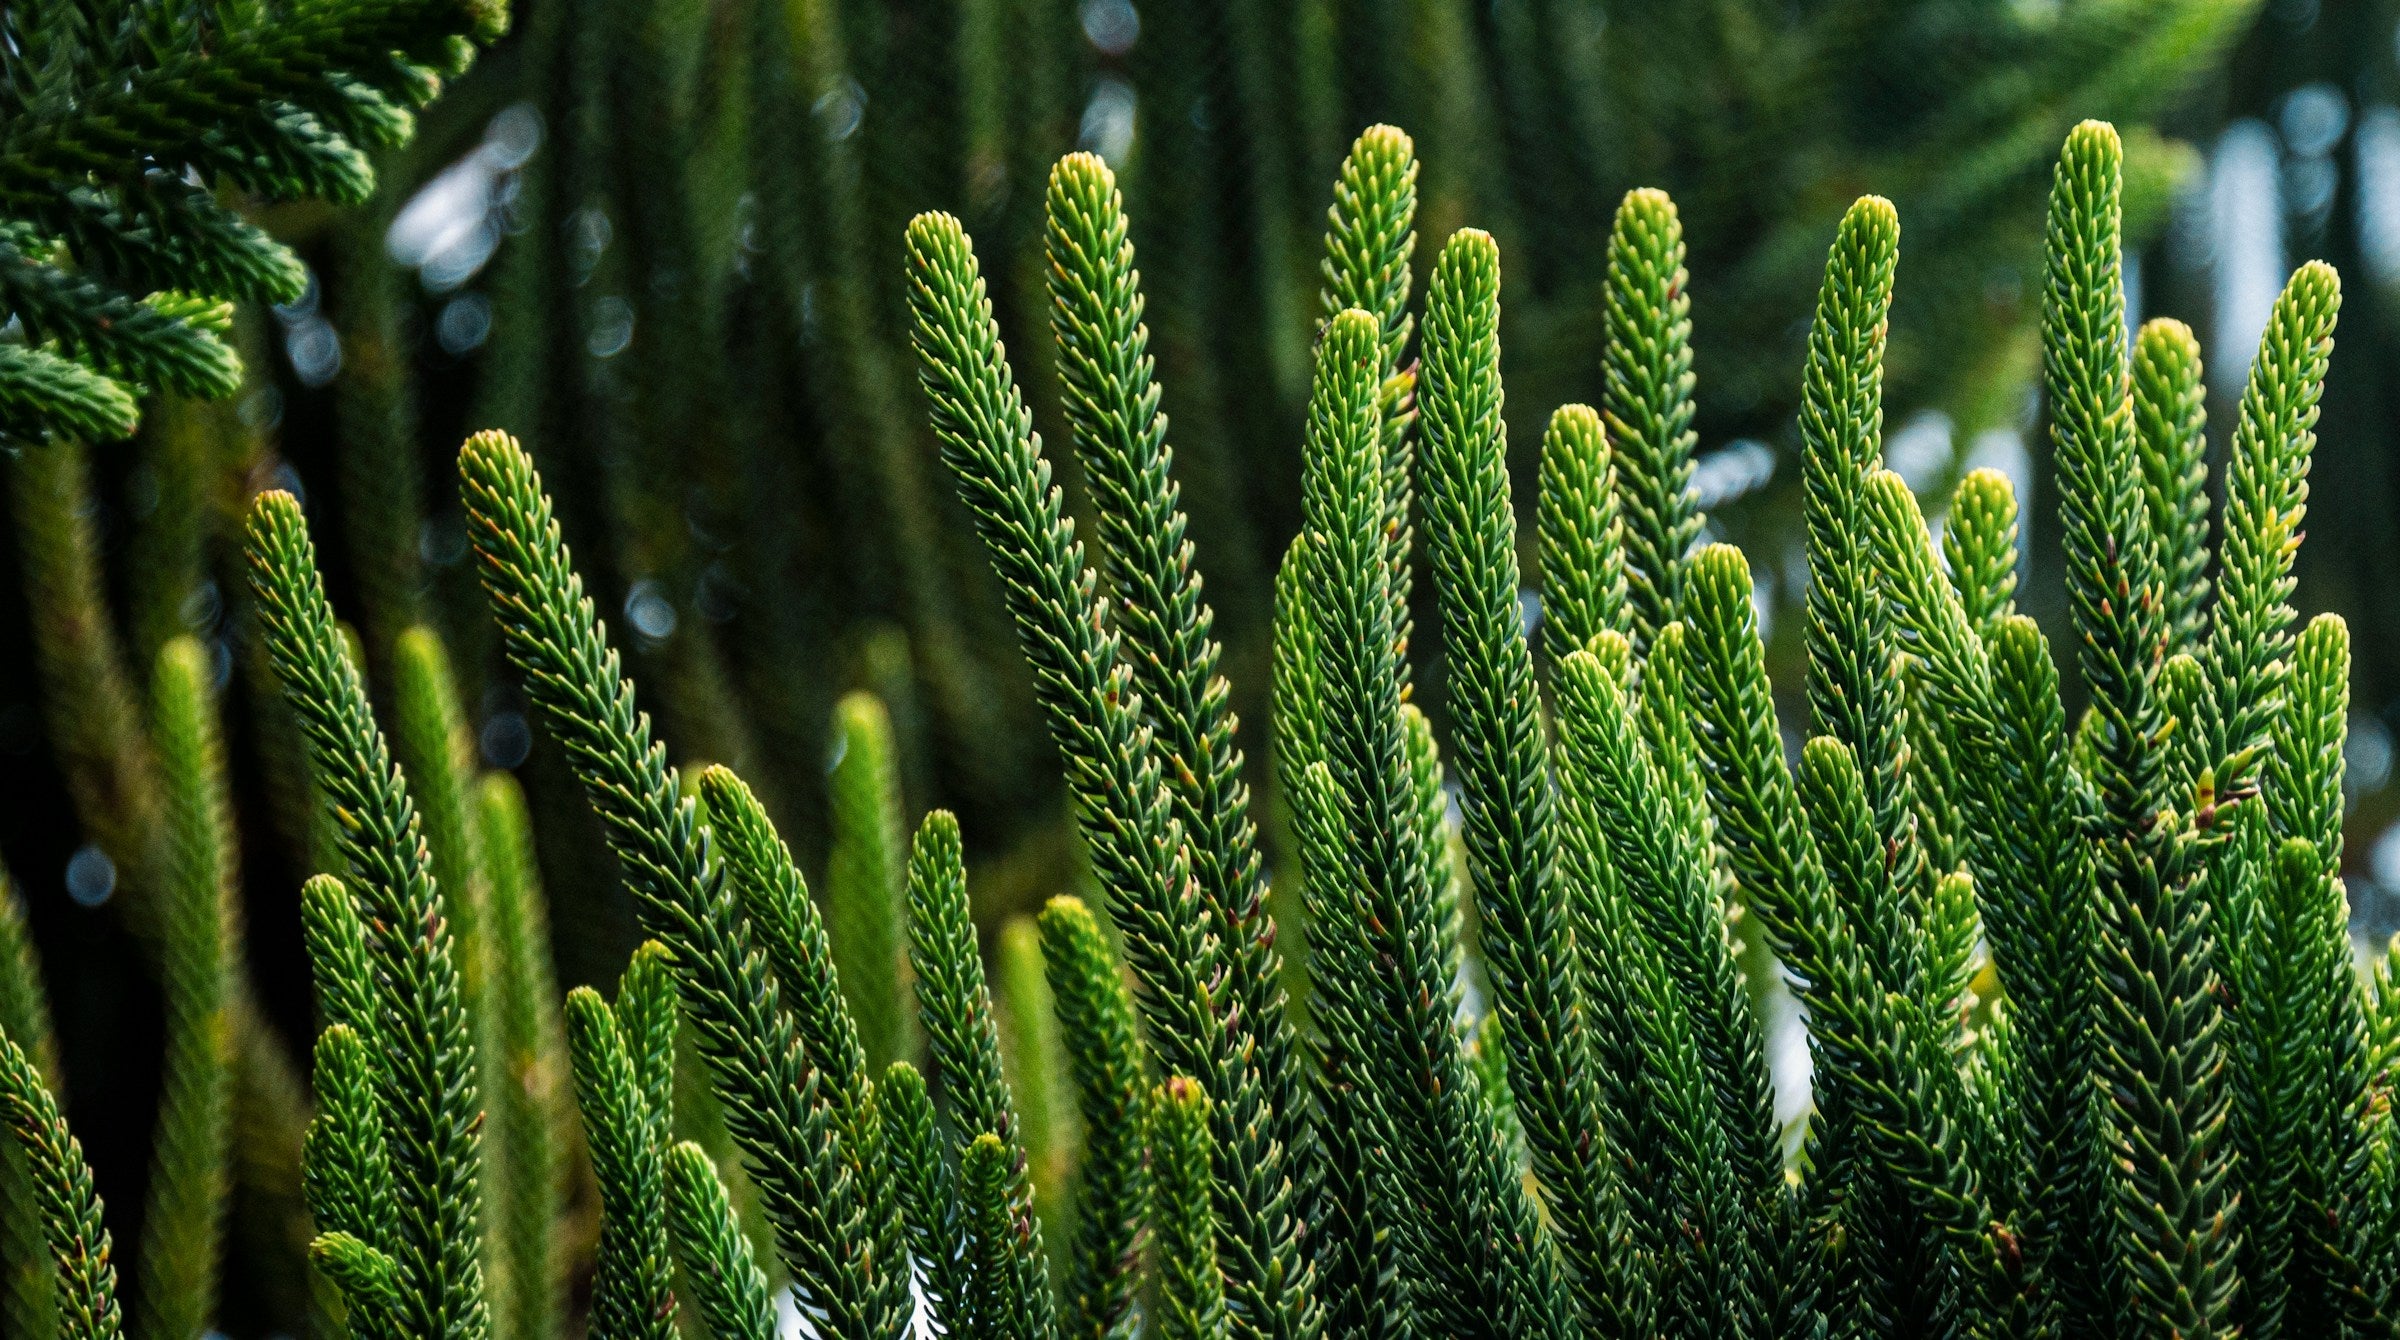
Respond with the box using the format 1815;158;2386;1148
1039;896;1150;1340
1941;469;2020;636
2198;261;2340;802
1043;157;1316;1302
459;429;911;1340
904;212;1309;1340
0;1027;119;1340
1152;1078;1231;1340
135;636;239;1340
826;692;913;1073
2130;318;2210;658
564;975;676;1340
246;490;486;1340
1306;304;1559;1339
904;808;1056;1338
2042;121;2239;1340
1535;402;1630;665
1797;195;1926;1008
1317;124;1421;697
1601;188;1702;651
1414;225;1612;1337
663;1141;777;1340
879;1061;967;1322
959;1133;1042;1340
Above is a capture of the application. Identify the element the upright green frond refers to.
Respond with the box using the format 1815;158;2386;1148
879;1062;966;1320
1415;225;1606;1338
0;1028;120;1340
301;874;379;1042
2042;121;2239;1340
1550;641;1780;1205
1797;195;1922;1004
697;764;870;1129
1042;156;1313;1270
1601;187;1701;650
302;1025;390;1274
905;213;1308;1340
563;984;675;1340
2201;261;2340;798
826;691;912;1073
460;429;911;1340
1308;300;1559;1340
1942;469;2020;635
1536;402;1630;664
662;1142;776;1340
1152;1078;1231;1340
1039;896;1150;1340
1318;124;1422;691
246;490;485;1340
959;1133;1042;1340
2267;615;2347;869
904;810;1056;1336
2130;318;2209;655
137;636;239;1340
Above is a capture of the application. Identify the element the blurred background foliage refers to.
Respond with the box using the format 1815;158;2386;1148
14;0;2400;1329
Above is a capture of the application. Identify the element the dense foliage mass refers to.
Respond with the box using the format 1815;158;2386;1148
0;15;2390;1340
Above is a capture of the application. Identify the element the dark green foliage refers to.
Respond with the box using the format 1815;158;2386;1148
0;0;504;442
1413;226;1610;1337
0;865;56;1340
2132;319;2211;657
661;1142;775;1340
905;809;1056;1338
906;208;1314;1340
